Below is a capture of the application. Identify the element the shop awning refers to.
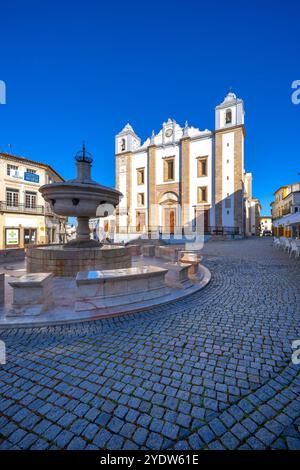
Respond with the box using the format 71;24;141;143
273;212;300;227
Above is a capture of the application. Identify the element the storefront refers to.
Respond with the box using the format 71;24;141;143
273;212;300;238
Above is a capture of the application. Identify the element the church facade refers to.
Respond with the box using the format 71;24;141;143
114;92;259;238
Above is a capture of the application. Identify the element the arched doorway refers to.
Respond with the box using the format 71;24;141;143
159;192;179;235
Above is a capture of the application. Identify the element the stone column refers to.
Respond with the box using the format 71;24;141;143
76;217;90;241
76;160;91;180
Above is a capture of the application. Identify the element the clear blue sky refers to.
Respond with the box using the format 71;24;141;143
0;0;299;215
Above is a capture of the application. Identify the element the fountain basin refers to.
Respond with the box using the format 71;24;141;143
26;244;131;277
40;182;121;218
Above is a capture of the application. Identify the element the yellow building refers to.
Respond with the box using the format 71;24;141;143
271;182;300;237
0;152;66;249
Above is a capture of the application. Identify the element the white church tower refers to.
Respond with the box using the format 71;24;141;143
215;91;244;130
115;123;141;154
214;91;245;232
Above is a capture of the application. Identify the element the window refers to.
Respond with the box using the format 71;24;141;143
225;109;232;124
121;138;126;152
6;188;19;207
137;168;145;185
225;197;231;209
197;186;207;203
7;164;18;176
26;168;36;174
25;191;37;209
197;157;208;177
137;192;145;206
164;158;174;181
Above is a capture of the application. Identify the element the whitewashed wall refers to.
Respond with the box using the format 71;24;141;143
189;137;213;226
131;151;148;228
155;145;180;185
221;132;235;227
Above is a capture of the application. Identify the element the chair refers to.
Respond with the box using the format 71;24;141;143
279;237;286;250
290;240;300;258
284;238;292;253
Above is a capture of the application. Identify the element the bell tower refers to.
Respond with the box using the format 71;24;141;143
214;92;245;235
115;124;141;233
215;91;244;130
115;123;141;154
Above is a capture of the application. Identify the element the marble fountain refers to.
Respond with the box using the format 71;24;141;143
27;145;131;276
0;145;211;327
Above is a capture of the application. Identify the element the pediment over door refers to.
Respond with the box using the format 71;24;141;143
159;192;179;206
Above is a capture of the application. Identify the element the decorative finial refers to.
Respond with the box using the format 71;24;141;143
183;121;189;137
150;130;155;144
75;141;93;163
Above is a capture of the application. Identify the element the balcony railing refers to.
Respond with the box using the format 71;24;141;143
0;201;44;215
116;225;241;236
0;201;61;217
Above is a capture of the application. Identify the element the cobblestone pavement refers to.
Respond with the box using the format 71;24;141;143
0;238;299;450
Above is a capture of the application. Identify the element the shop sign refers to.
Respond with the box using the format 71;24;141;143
6;228;19;246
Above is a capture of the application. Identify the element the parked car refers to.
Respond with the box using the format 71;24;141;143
263;230;272;237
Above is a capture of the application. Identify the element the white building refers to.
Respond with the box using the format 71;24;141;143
114;92;259;239
271;182;300;238
0;152;66;249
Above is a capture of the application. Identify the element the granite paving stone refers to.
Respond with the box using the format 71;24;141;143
0;239;299;450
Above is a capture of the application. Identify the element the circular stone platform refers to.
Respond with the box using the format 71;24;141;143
26;244;131;277
0;264;211;328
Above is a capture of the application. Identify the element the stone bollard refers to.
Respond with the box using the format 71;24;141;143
178;251;202;275
142;245;156;257
127;244;142;256
7;273;53;316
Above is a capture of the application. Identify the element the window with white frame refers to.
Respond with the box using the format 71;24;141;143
7;164;18;176
25;191;37;208
6;188;19;206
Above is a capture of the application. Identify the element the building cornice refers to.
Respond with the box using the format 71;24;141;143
115;151;133;157
273;182;300;196
215;99;244;111
214;124;245;137
127;133;212;155
0;152;64;181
